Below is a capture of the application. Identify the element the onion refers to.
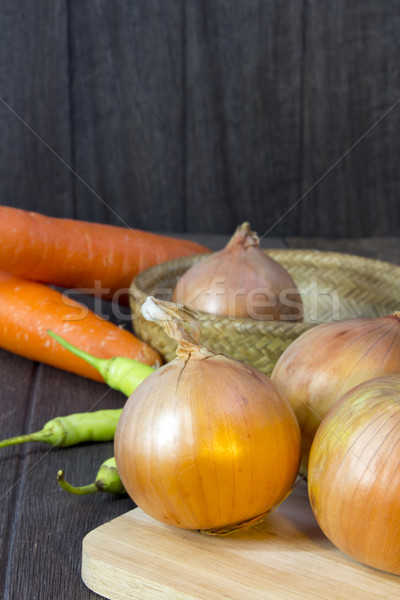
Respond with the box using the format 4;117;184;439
308;375;400;575
172;222;303;321
114;297;301;533
271;313;400;475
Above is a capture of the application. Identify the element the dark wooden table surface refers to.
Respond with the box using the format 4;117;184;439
1;235;399;600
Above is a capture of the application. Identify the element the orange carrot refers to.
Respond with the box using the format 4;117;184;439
0;271;161;381
0;206;209;301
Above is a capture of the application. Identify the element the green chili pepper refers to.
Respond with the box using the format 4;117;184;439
57;457;125;495
0;334;154;450
0;409;123;449
47;329;155;397
6;332;154;493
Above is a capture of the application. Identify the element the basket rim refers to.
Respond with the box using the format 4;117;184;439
129;248;400;329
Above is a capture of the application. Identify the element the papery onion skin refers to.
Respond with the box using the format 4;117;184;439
114;353;301;532
271;313;400;475
308;375;400;575
172;222;303;321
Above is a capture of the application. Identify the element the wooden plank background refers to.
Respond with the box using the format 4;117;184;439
0;0;398;236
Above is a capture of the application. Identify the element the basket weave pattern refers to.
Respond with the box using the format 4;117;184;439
130;250;400;375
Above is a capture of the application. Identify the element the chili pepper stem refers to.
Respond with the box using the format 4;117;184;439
57;470;98;495
57;458;126;495
0;431;49;448
48;330;108;373
47;329;155;396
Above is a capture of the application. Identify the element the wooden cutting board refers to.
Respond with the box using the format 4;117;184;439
82;482;400;600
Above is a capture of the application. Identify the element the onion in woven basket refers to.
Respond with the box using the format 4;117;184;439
172;222;303;321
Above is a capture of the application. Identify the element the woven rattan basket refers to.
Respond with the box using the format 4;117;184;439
129;249;400;375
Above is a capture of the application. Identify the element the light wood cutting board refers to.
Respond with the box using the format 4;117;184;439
82;481;400;600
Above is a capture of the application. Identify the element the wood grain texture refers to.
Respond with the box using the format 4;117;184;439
184;0;304;235
286;237;400;266
0;351;37;600
297;0;400;237
168;233;287;251
68;0;186;232
0;359;134;600
0;0;74;217
82;482;400;600
0;2;399;235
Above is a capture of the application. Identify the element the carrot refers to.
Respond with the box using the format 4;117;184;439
0;271;161;381
0;206;209;301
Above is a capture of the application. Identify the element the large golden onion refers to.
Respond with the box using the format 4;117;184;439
115;297;301;533
308;375;400;575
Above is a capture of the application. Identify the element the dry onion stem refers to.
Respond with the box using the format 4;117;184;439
114;297;301;534
172;222;303;321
